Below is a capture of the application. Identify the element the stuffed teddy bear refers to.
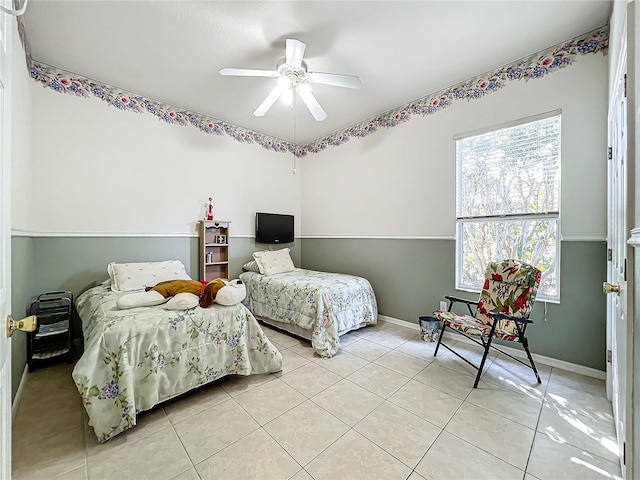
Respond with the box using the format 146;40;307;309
116;278;246;310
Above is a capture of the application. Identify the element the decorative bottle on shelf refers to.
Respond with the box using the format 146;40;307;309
206;197;214;220
206;252;213;263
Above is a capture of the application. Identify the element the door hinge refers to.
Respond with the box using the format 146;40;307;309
607;349;612;363
608;147;612;160
607;248;612;261
624;74;627;98
624;258;627;281
623;441;626;465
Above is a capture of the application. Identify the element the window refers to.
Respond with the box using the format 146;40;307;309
455;111;561;301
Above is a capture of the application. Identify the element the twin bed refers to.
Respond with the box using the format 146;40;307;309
72;255;378;442
72;281;282;443
240;268;378;358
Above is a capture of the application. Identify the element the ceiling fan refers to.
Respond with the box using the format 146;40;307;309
219;38;361;122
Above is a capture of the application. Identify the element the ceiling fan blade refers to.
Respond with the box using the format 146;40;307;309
296;85;327;121
307;71;362;89
285;38;306;68
219;68;278;78
253;86;282;117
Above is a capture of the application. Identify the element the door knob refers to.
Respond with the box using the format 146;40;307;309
603;282;621;295
6;315;37;338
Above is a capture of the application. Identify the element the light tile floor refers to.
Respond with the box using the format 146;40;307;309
12;320;623;480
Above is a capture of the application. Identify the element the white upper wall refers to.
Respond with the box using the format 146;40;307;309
11;19;32;232
28;85;301;237
21;49;606;239
301;53;608;240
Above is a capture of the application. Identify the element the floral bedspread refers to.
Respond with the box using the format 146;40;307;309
72;284;282;443
239;269;378;358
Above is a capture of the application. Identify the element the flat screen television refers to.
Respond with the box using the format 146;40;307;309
255;212;294;244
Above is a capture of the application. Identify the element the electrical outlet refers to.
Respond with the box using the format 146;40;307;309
439;301;447;311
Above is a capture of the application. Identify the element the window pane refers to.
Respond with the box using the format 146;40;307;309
455;113;560;300
459;218;558;298
457;115;560;218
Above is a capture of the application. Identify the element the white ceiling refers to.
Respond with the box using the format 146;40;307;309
22;0;611;144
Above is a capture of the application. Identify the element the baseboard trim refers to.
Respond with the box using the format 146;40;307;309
378;314;419;329
377;314;606;380
11;364;28;422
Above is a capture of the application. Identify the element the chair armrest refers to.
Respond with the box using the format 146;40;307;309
444;295;476;306
489;312;533;324
443;295;476;316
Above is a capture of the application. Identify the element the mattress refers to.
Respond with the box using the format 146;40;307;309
239;268;378;357
71;284;282;442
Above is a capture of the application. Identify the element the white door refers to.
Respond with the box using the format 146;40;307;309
0;5;12;478
606;44;630;476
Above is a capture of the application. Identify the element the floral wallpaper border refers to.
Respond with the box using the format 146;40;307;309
301;27;608;156
22;21;607;158
27;58;296;155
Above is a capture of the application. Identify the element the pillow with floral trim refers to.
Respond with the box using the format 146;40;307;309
252;248;296;276
242;260;262;273
107;260;191;292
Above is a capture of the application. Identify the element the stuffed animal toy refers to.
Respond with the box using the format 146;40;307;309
116;278;246;310
146;278;226;308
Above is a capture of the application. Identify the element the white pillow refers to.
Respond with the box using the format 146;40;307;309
116;291;167;309
252;248;296;276
242;260;261;273
163;293;200;310
107;260;191;292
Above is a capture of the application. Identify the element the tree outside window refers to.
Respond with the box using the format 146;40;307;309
456;112;561;300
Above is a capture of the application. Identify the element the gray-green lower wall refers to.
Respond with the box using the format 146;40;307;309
26;236;299;296
300;238;607;371
9;235;300;400
11;236;35;401
9;234;605;401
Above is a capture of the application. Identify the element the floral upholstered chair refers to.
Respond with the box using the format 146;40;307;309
433;259;542;388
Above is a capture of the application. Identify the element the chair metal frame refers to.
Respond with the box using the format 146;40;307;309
434;294;541;389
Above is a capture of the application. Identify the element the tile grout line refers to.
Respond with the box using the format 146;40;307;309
290;330;523;477
185;395;263;469
307;333;435;475
522;365;553;478
405;374;477;479
17;325;616;480
411;348;543;476
256;419;306;476
525;369;623;472
260;351;386;477
263;406;353;478
356;346;457;477
165;404;199;478
168;335;373;476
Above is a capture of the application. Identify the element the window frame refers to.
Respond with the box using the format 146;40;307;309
454;110;562;303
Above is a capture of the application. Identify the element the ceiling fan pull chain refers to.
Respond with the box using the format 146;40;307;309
293;95;297;175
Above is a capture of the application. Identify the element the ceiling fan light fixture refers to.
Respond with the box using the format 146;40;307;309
277;76;290;90
276;76;294;107
221;38;360;121
280;87;294;107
